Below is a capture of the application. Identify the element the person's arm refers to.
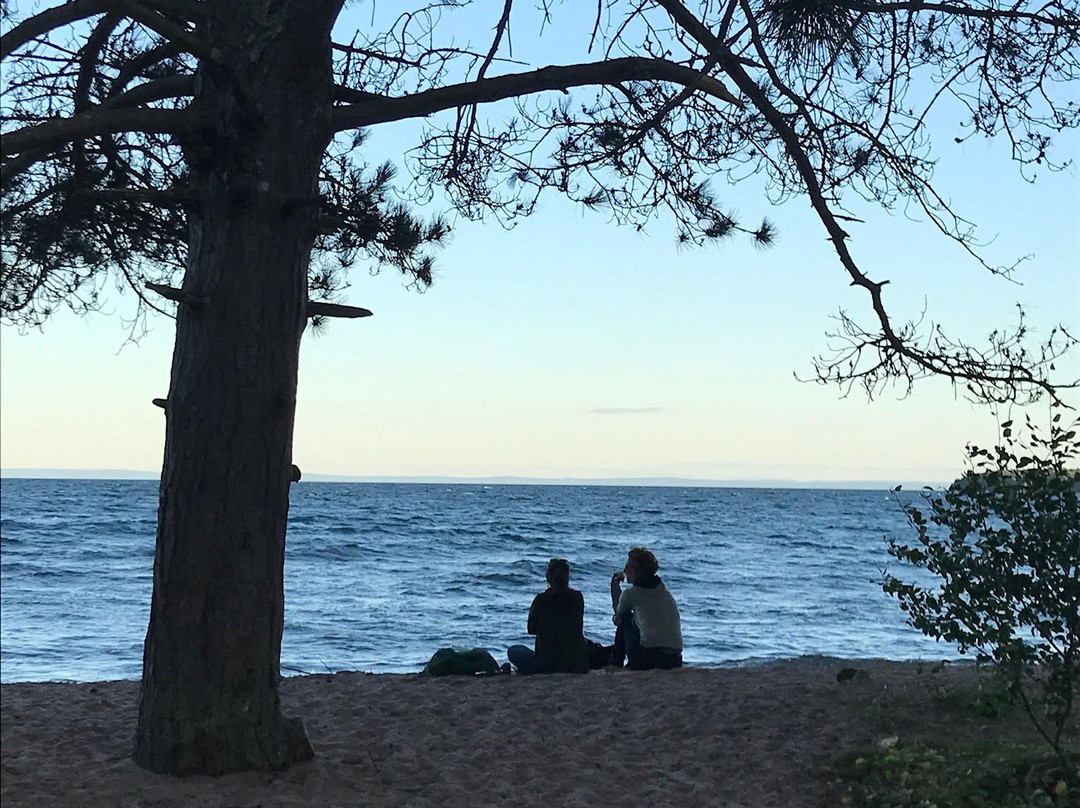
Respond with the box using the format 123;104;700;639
526;594;540;635
610;571;624;612
613;587;633;625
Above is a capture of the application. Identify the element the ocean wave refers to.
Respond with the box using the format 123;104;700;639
2;481;949;682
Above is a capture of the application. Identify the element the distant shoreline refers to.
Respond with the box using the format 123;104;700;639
1;468;945;489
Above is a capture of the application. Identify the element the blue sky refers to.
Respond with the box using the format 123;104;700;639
1;8;1077;484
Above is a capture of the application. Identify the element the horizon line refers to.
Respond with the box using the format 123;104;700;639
1;467;948;490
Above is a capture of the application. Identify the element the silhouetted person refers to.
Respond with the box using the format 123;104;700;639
507;558;589;675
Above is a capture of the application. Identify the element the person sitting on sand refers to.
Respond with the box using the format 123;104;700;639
507;558;589;675
611;547;683;670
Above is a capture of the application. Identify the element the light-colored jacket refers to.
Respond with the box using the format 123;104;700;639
616;579;683;651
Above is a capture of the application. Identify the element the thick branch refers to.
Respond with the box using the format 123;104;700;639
306;301;373;319
2;0;209;62
848;0;1080;28
2;107;197;159
111;42;181;93
1;0;108;60
334;84;382;104
105;74;196;107
146;282;204;306
88;187;193;204
111;0;210;60
1;76;195;191
332;56;742;131
73;13;123;187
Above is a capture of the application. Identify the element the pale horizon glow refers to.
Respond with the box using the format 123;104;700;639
1;35;1078;485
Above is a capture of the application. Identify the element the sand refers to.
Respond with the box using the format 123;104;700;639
0;658;1045;807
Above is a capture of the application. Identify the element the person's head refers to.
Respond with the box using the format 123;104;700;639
546;557;571;589
624;547;659;584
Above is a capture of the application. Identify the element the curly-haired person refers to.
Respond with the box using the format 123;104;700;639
610;547;683;670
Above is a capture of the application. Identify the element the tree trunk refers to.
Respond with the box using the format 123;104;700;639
133;2;340;775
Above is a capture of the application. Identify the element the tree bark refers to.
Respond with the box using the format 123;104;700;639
133;1;340;775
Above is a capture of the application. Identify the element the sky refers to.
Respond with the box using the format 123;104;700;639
1;7;1078;485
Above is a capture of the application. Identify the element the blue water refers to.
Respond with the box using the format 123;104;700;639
0;479;955;682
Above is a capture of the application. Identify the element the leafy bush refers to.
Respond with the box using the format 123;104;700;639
883;410;1079;759
836;743;1079;807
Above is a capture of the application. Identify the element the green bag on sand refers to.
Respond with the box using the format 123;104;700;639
421;647;501;676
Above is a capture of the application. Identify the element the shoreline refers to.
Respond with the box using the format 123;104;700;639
0;652;977;686
2;657;1041;808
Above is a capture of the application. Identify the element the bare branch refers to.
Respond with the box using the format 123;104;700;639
73;13;124;187
2;107;197;159
848;0;1080;28
146;282;204;306
1;0;108;60
3;0;1075;403
305;301;373;319
332;56;742;132
88;187;193;204
654;0;1072;402
1;0;208;62
110;0;210;60
1;76;195;191
105;74;196;107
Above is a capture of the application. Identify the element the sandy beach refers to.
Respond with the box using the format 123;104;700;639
1;657;1052;807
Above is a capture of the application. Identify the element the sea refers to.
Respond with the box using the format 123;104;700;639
0;478;960;683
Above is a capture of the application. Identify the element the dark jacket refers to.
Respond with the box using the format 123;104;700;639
527;586;589;674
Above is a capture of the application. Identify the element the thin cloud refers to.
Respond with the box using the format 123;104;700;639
588;407;670;415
